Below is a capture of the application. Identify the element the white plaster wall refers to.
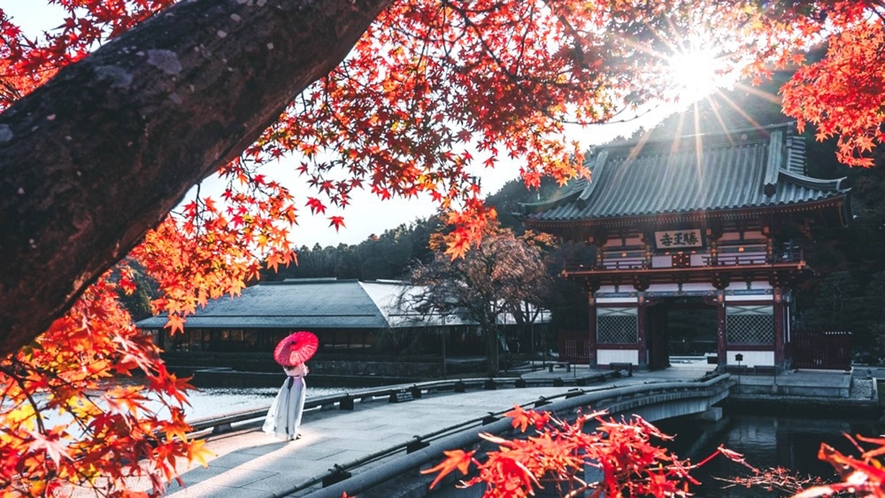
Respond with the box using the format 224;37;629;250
651;255;671;268
725;294;773;302
690;254;707;266
596;297;638;304
598;349;639;365
598;285;617;294
642;282;718;294
727;350;774;367
681;282;716;293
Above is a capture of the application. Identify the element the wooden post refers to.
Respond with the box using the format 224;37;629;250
441;330;447;377
774;288;785;366
716;291;727;368
588;293;598;368
763;223;776;263
637;294;647;367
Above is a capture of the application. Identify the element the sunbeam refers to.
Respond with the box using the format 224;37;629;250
667;48;721;103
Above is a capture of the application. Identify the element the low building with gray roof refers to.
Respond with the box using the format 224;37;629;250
136;278;542;365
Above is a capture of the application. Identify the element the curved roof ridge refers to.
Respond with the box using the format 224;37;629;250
596;121;798;153
518;178;586;214
779;169;847;191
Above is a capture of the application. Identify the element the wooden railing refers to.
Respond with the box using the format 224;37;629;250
563;247;803;273
792;330;851;370
183;374;620;437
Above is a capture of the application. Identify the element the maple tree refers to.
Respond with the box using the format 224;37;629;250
407;222;553;375
0;0;884;495
0;270;208;496
778;1;885;168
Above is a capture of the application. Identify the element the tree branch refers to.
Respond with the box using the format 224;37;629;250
0;0;393;354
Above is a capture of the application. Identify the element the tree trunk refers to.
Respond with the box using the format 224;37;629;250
483;317;500;376
0;0;392;354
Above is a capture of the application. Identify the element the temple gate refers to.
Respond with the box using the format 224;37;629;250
521;124;850;370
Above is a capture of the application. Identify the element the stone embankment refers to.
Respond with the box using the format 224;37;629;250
725;369;881;418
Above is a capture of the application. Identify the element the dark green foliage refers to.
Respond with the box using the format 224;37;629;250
114;259;158;322
260;216;444;281
796;145;885;358
485;176;562;231
666;307;717;356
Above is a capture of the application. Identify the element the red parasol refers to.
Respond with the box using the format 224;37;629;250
273;331;319;367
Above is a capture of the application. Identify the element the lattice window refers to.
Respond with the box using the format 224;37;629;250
726;305;774;344
597;307;638;344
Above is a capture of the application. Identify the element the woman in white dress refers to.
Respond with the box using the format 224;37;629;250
263;362;308;440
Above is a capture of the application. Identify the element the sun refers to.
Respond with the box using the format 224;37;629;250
666;48;725;104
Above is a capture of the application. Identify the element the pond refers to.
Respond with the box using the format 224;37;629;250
658;413;879;497
428;412;880;497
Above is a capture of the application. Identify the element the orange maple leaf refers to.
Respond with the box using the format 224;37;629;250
165;314;185;334
505;404;550;433
421;449;476;489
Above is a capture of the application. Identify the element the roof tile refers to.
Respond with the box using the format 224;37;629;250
523;124;847;223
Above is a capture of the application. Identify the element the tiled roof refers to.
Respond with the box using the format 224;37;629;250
521;124;848;224
137;278;388;329
358;281;474;327
136;279;516;330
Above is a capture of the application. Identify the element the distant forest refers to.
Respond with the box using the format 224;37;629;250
130;63;885;361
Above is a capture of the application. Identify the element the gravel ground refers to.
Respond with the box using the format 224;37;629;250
850;378;875;400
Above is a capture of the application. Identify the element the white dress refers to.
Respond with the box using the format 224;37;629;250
263;364;307;440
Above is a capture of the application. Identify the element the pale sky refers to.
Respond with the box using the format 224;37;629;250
3;0;684;248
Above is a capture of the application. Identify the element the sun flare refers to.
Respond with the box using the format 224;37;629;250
666;48;724;104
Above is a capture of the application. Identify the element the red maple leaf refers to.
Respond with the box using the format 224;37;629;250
306;197;326;215
328;216;346;231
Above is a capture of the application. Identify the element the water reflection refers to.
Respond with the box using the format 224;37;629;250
658;414;878;497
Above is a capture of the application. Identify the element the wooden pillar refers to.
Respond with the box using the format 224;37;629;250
774;287;785;366
637;293;648;367
587;293;598;368
763;224;775;263
640;230;654;269
706;224;723;266
716;291;727;368
591;229;608;269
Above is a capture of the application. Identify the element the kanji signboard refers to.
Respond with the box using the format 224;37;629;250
654;229;703;249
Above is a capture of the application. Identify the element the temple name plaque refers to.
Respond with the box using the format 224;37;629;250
654;229;703;249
